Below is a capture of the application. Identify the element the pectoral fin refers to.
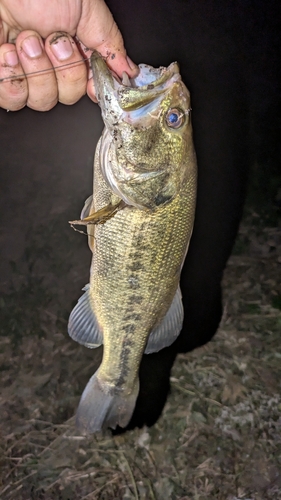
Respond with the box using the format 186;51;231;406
145;287;183;354
68;284;103;348
80;195;93;220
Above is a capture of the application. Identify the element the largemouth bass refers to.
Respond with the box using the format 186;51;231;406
68;51;197;433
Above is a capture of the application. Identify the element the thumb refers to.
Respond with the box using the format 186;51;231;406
77;0;138;78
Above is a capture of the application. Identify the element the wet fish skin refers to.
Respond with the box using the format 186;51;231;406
68;51;197;433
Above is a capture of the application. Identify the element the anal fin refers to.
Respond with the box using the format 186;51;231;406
145;286;183;354
68;284;103;348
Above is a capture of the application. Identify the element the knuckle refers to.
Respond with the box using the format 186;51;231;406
59;89;85;105
0;79;28;110
27;99;58;112
27;96;58;112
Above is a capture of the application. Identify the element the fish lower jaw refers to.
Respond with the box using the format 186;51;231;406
112;165;164;184
107;168;167;209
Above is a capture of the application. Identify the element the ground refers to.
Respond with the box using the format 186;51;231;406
0;185;281;500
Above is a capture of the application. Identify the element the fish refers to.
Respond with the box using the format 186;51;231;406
68;50;197;433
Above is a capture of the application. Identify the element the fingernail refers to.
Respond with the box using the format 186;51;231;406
22;36;43;58
126;55;139;72
4;50;19;67
50;36;73;61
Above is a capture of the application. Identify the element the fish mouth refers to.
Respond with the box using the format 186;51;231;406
90;50;181;124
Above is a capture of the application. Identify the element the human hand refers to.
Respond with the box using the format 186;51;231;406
0;0;139;111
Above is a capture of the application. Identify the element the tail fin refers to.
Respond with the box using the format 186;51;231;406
76;371;139;433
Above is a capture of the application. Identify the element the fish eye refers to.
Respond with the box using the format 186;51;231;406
166;108;185;129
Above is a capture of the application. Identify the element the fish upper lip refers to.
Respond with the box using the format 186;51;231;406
90;50;179;92
90;50;181;117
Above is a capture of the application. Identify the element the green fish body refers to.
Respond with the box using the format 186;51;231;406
68;52;197;433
